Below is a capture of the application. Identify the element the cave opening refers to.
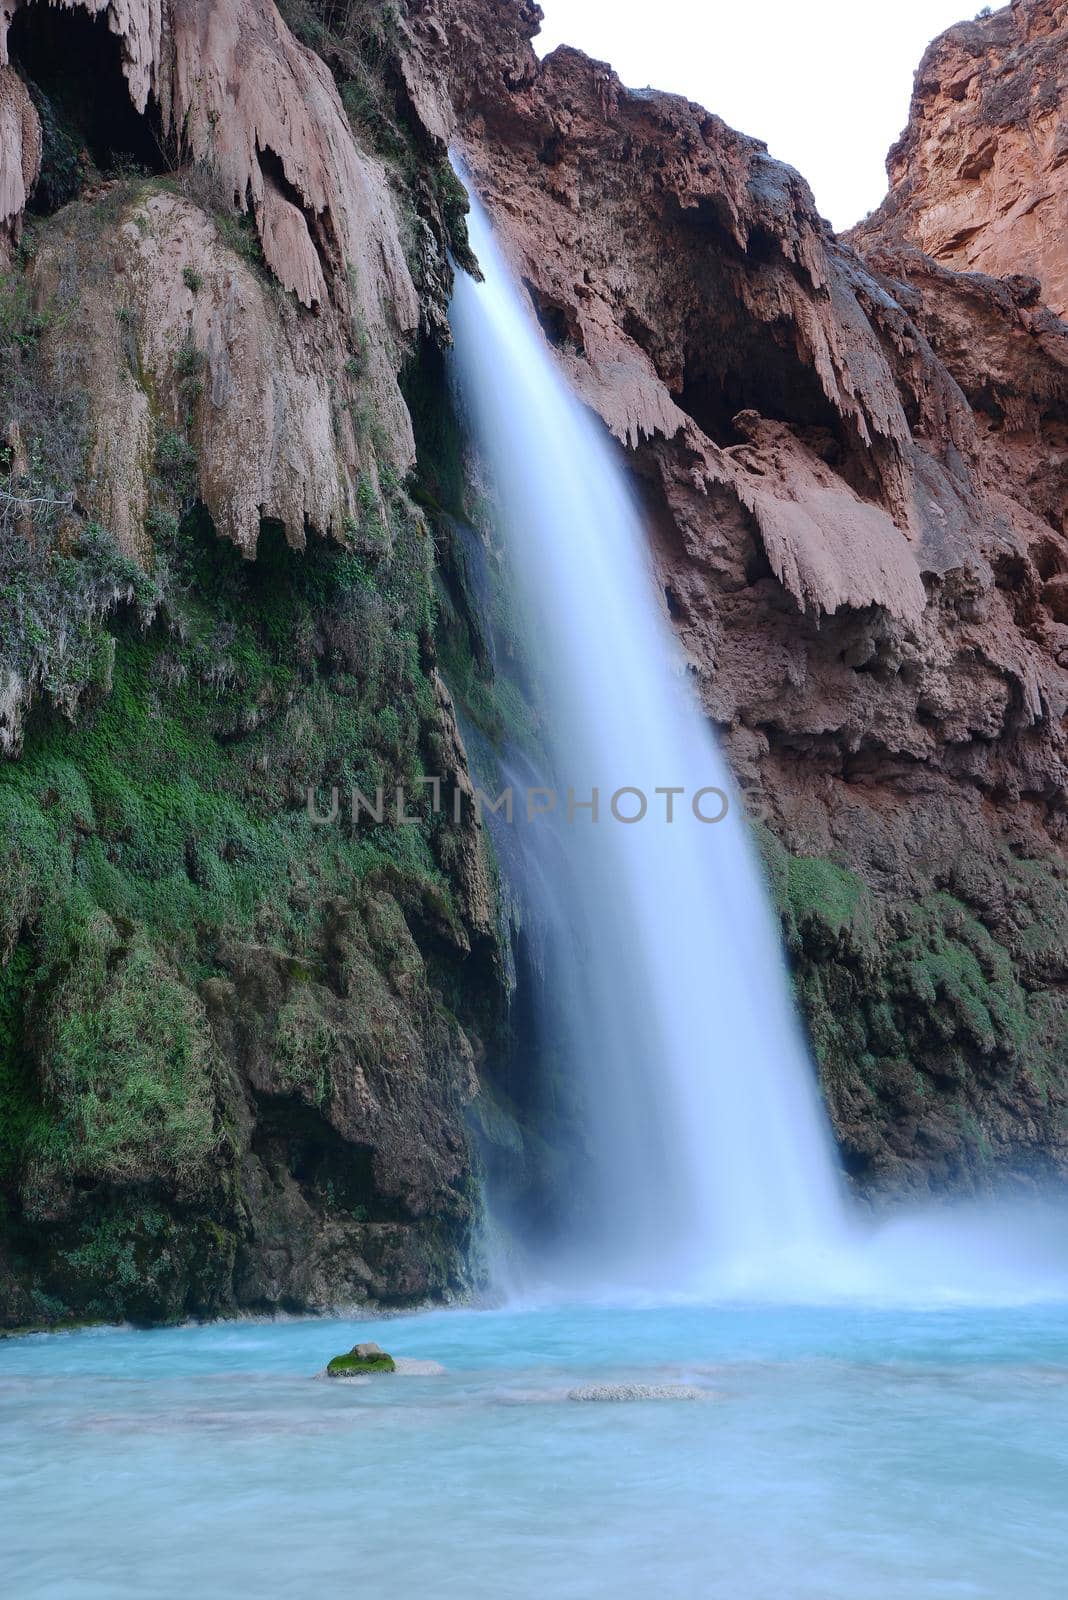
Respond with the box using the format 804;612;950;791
678;322;846;448
10;4;166;214
677;315;887;504
1033;535;1068;582
523;279;584;352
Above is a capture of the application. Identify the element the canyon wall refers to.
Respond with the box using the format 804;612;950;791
850;0;1068;319
0;0;1066;1324
403;0;1068;1194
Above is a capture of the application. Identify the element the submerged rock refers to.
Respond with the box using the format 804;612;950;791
567;1383;711;1403
326;1341;396;1377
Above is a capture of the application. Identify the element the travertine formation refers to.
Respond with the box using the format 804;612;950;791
31;189;372;557
0;64;40;255
851;0;1068;319
1;0;419;554
0;0;497;1324
0;0;415;313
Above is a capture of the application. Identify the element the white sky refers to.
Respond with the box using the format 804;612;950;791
535;1;992;231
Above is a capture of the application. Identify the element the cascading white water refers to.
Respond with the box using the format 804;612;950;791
450;185;848;1293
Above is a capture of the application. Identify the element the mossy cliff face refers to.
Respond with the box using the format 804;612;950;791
0;496;507;1326
760;833;1068;1194
0;0;509;1328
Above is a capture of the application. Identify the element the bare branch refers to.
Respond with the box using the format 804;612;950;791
0;484;75;526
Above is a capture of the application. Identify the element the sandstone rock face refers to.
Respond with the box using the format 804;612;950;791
407;0;1068;1193
850;0;1068;319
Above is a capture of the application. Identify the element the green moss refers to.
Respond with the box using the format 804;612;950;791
786;855;864;936
274;991;338;1107
42;929;222;1183
19;75;86;214
0;488;459;1201
326;1349;396;1376
758;834;1068;1184
0;939;48;1183
887;892;1032;1060
1;229;161;718
403;342;467;519
45;1201;239;1326
0;518;158;719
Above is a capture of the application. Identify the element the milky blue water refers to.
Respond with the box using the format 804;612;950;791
4;1300;1066;1599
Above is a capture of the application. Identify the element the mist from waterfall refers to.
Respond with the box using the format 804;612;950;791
449;184;850;1295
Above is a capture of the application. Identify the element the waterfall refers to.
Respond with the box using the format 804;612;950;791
449;184;847;1294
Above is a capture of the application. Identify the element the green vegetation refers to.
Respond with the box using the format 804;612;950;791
0;940;38;1183
156;165;270;278
274;990;341;1106
0;518;157;721
41;926;223;1183
276;0;477;277
755;826;1068;1182
279;1;407;166
326;1343;396;1375
400;344;543;757
0;10;507;1327
0;242;85;543
781;851;866;941
0;202;161;729
0;475;469;1311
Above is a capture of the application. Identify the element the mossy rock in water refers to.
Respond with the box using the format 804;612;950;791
326;1341;396;1376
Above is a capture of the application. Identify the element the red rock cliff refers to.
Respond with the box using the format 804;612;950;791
851;0;1068;319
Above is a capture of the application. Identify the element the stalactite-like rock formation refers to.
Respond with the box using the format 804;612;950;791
0;64;40;255
0;0;421;564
